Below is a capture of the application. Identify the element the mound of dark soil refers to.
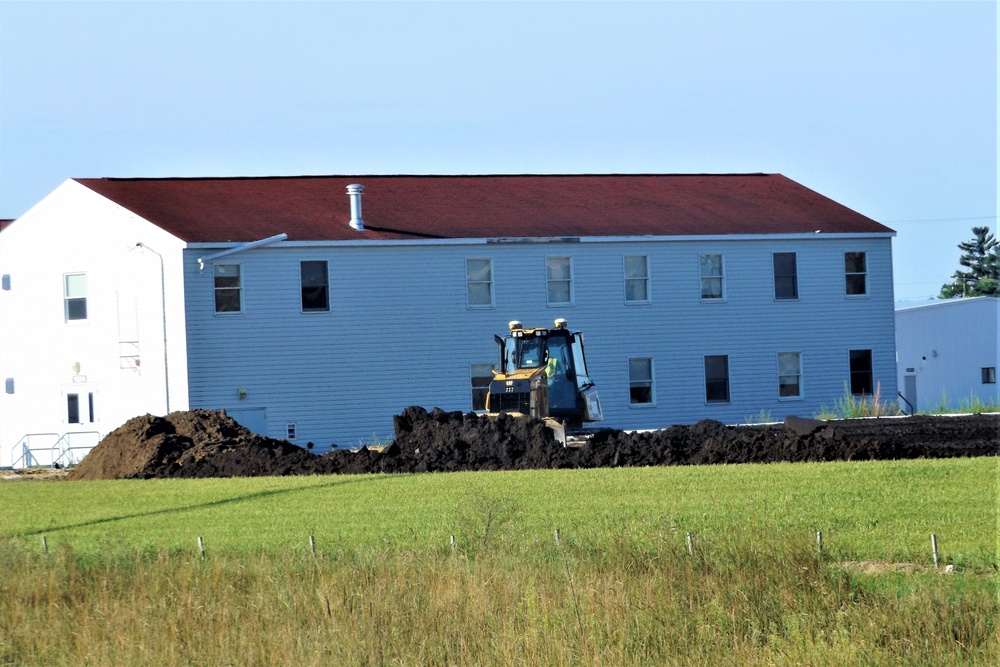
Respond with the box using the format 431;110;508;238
67;407;999;480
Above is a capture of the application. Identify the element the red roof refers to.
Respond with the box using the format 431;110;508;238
74;174;893;243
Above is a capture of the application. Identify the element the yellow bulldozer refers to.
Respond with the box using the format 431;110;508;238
486;319;603;441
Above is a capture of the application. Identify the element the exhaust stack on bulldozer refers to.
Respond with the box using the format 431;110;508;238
485;319;602;442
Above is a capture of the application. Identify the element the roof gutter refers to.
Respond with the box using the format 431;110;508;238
197;233;288;271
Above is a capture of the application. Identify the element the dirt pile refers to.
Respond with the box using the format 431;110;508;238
67;407;999;481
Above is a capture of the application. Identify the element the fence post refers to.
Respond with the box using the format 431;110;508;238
554;529;561;547
309;535;316;556
931;533;939;569
686;532;694;555
816;530;823;555
41;535;48;555
198;536;205;560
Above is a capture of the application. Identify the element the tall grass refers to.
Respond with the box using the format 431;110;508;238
0;531;1000;665
816;382;901;420
1;526;995;666
2;459;996;664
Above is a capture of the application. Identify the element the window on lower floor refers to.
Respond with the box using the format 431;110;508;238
624;255;650;303
849;349;874;395
628;357;654;406
705;355;730;403
777;352;802;398
546;256;573;305
773;252;798;300
214;263;242;313
64;273;87;321
845;252;867;296
700;254;724;300
466;258;493;307
300;260;329;312
67;392;95;424
286;423;297;440
471;363;494;411
983;367;996;384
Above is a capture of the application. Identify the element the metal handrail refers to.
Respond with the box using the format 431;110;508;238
51;431;101;468
898;392;915;416
10;431;100;469
10;433;60;469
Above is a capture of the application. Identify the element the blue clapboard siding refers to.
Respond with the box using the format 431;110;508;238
183;235;896;450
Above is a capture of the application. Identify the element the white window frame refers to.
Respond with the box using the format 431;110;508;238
699;253;725;301
773;252;798;300
777;351;803;399
64;272;88;322
286;422;297;440
466;258;494;308
545;256;573;306
624;255;651;304
300;260;330;313
214;262;244;314
704;354;730;403
845;252;868;297
627;357;655;407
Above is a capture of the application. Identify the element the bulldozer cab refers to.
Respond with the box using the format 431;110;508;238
489;319;602;427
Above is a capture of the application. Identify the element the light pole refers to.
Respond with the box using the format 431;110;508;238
135;243;170;414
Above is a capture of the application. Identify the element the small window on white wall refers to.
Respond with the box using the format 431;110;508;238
64;273;87;321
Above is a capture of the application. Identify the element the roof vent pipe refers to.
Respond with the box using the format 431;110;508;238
347;184;364;230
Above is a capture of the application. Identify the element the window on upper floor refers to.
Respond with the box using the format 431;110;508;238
214;264;243;313
624;255;650;303
705;354;730;403
845;252;867;296
982;367;996;384
300;260;329;312
773;252;798;300
546;256;573;305
700;254;724;300
778;352;802;398
466;258;493;307
64;273;87;321
471;363;494;411
628;357;655;406
849;349;873;395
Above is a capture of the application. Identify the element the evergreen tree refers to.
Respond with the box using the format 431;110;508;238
938;226;999;298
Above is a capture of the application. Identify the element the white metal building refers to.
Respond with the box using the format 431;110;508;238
895;297;1000;412
0;174;898;466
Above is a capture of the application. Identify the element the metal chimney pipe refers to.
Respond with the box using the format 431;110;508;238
347;184;364;230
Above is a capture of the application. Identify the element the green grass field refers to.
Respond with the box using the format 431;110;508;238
2;458;997;665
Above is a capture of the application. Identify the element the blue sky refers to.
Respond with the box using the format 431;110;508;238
1;1;996;302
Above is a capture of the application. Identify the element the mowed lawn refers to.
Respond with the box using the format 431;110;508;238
2;457;995;566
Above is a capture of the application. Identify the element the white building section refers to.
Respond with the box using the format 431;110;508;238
895;297;1000;413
